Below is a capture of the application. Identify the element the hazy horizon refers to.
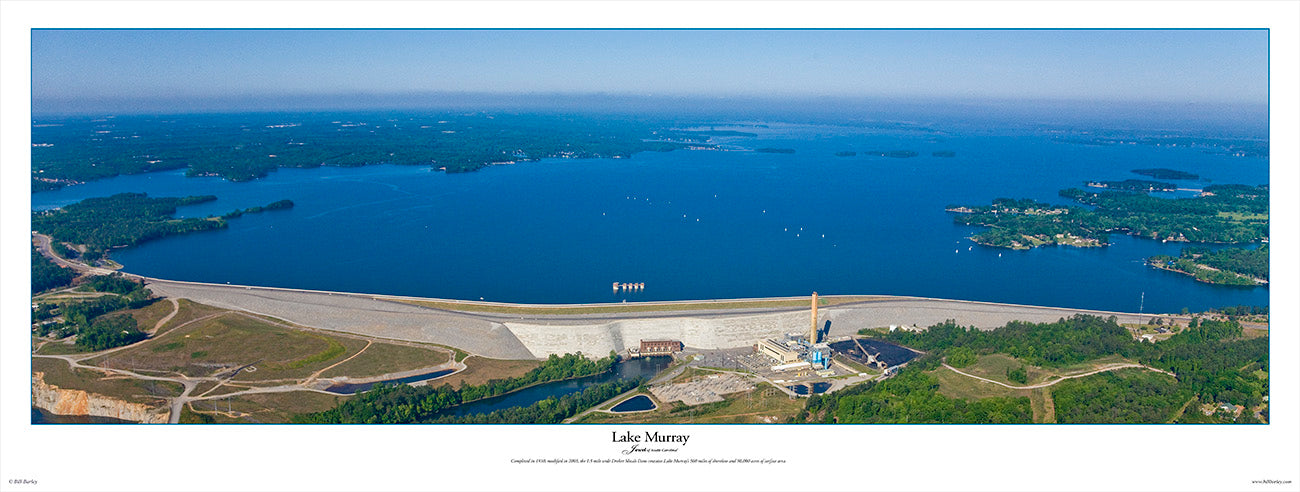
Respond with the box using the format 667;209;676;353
33;29;1267;109
30;91;1269;137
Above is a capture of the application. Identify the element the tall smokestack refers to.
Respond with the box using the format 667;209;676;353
810;292;819;344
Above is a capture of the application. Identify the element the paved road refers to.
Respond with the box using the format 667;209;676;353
32;233;116;276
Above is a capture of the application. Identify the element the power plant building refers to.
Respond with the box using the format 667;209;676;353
756;292;837;371
758;338;803;363
638;339;684;356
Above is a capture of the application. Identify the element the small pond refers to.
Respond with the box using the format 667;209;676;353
609;394;657;413
787;382;831;395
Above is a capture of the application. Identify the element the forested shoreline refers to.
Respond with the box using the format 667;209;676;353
31;112;706;191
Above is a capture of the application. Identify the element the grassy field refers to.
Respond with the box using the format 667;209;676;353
954;353;1134;387
32;357;182;406
318;341;451;379
34;291;117;302
953;353;1054;386
89;312;367;381
576;382;802;423
930;366;1026;401
1241;327;1269;340
152;299;228;336
934;353;1144;422
188;380;219;396
1218;211;1269;222
430;357;540;389
125;299;177;333
190;390;343;424
1030;388;1056;423
34;339;84;355
391;295;880;316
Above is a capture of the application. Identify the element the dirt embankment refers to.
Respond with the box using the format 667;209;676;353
31;372;169;423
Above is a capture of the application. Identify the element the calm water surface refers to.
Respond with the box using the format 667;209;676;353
438;356;672;418
324;369;456;395
609;394;657;413
31;123;1269;313
31;407;134;424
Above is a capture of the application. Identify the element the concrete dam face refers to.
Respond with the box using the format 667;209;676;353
503;310;808;358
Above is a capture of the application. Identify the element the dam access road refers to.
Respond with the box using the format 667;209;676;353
142;278;1179;361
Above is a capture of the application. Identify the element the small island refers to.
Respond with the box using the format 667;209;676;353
834;151;857;157
863;150;919;158
1085;179;1177;192
755;147;796;154
1132;168;1199;180
931;150;957;158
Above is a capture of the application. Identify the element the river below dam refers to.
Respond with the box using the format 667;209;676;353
437;356;672;419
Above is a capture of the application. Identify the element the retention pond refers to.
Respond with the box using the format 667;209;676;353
609;394;657;413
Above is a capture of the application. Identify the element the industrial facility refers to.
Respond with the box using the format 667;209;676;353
754;292;834;372
629;339;684;358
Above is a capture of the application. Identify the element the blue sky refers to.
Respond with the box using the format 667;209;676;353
31;29;1267;108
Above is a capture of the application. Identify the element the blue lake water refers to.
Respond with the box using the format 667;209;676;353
324;368;456;395
31;122;1268;314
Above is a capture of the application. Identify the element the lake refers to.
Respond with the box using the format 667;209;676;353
30;121;1269;313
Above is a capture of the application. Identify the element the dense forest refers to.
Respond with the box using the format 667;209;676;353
854;315;1267;422
880;315;1138;368
292;353;620;423
1051;369;1191;423
31;246;75;293
74;313;147;351
32;273;155;350
32;193;295;260
1149;245;1268;286
32;193;223;259
951;183;1268;249
1085;179;1176;192
795;355;1032;424
32;112;699;190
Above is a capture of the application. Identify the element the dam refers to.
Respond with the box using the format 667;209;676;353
143;278;1177;361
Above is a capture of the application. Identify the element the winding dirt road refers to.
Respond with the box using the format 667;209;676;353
941;362;1175;390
